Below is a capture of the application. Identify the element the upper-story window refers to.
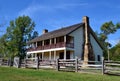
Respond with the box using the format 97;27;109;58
56;36;64;43
66;36;74;43
51;38;54;44
44;39;50;45
37;41;42;46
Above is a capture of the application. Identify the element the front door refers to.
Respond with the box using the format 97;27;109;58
59;52;64;59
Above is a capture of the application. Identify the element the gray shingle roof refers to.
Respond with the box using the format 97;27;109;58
30;23;84;43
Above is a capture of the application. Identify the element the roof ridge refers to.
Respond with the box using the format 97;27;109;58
44;23;83;34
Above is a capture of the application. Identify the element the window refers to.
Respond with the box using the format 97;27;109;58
37;41;42;46
97;55;100;61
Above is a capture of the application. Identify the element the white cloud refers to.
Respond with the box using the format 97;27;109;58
18;4;50;16
18;2;88;16
56;3;88;9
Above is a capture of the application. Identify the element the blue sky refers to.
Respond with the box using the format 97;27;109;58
0;0;120;46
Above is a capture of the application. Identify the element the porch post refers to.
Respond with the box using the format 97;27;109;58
64;49;66;60
34;53;36;58
54;38;56;44
54;51;56;60
49;51;52;60
42;52;44;60
64;35;66;43
31;53;34;58
42;40;44;46
36;42;37;47
50;39;52;45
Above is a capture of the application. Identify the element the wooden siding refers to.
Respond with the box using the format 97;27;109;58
69;26;84;59
90;34;103;61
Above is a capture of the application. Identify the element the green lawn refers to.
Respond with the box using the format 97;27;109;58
0;66;120;81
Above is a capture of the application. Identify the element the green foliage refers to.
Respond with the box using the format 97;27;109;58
110;42;120;61
98;21;120;60
0;16;36;59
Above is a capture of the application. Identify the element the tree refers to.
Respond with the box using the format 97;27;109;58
98;21;120;60
32;31;39;39
110;42;120;61
0;34;8;57
0;16;35;59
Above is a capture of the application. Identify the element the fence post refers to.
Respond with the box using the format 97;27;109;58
56;59;59;71
1;58;3;65
25;59;27;68
37;57;39;69
102;57;105;75
75;58;78;72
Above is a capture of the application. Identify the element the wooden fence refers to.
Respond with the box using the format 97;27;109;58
0;58;11;66
56;59;103;74
0;57;120;75
104;61;120;75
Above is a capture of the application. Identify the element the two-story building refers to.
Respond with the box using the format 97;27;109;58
27;16;103;64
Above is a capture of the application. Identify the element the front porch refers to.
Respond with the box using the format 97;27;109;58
26;49;74;60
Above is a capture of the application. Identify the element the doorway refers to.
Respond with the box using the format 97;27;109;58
59;52;64;59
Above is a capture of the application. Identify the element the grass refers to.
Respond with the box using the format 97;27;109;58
0;66;120;81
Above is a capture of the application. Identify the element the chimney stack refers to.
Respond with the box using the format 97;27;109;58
43;29;48;34
82;16;95;66
82;16;89;27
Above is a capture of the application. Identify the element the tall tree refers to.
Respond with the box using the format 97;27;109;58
0;16;35;59
98;21;120;59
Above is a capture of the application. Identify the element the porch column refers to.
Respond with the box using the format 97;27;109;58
35;53;37;58
54;38;56;44
49;51;52;60
54;51;56;60
64;35;66;43
36;42;37;47
50;39;52;45
31;53;34;58
42;40;44;46
42;52;44;60
64;50;66;60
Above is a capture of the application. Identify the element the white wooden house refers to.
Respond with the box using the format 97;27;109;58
27;16;103;64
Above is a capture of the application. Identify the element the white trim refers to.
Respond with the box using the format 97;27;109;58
27;47;66;54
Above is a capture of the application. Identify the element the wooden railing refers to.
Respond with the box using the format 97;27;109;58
27;42;74;52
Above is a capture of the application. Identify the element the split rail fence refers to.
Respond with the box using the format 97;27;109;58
0;57;120;75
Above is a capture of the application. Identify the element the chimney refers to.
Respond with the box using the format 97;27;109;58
82;16;89;44
43;29;48;34
82;16;95;66
82;16;89;26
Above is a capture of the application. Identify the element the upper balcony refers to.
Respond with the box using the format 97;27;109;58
27;42;74;52
27;35;74;52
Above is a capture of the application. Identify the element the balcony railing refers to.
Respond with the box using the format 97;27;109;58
27;42;74;52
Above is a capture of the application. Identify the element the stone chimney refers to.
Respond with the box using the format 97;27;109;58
82;16;89;44
43;29;48;34
82;16;95;66
82;16;89;26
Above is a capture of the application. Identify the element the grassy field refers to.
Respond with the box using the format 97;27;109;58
0;66;120;81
